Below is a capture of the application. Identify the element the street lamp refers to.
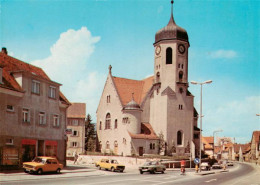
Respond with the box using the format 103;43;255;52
190;80;212;172
213;129;223;159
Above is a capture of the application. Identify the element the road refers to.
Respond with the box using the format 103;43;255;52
0;162;259;185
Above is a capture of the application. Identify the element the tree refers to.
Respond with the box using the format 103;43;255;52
85;114;96;152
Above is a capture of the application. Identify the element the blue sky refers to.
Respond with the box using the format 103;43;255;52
1;0;259;143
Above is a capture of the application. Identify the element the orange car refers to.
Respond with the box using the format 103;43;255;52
23;156;63;174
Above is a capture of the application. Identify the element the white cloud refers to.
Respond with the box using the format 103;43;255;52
204;96;260;143
31;27;104;120
208;49;237;59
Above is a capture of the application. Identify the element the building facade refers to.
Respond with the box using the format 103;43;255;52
96;3;199;157
0;48;70;169
249;131;260;163
66;103;86;156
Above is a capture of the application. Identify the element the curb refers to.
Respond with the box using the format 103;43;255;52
194;170;229;176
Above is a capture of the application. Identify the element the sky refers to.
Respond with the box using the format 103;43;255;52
0;0;259;144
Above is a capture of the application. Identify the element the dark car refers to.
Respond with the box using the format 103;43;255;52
139;161;166;174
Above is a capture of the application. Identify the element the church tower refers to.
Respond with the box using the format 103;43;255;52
149;1;194;156
153;0;189;92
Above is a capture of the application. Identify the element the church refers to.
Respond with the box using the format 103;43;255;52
96;2;200;157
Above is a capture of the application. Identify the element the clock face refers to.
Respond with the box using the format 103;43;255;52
155;45;161;55
178;44;186;54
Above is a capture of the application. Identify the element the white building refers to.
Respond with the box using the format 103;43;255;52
97;2;199;157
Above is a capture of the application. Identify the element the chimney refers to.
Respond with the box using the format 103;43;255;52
2;47;8;55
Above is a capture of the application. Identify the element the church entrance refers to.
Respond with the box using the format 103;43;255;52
139;147;143;156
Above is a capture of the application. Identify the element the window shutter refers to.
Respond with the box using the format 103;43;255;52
35;110;39;125
30;109;34;124
46;113;49;126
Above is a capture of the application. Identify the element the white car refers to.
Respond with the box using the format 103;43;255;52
201;162;211;171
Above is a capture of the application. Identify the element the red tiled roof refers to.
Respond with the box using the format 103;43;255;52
203;136;214;144
0;51;70;105
202;137;213;149
67;103;86;118
233;143;251;153
128;123;159;140
112;76;153;106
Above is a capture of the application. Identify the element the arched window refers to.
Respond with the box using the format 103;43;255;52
166;47;172;64
105;113;111;129
179;71;183;82
114;119;118;129
99;121;102;130
177;130;183;145
150;143;153;149
156;72;160;83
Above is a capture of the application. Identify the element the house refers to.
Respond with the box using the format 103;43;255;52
202;137;214;158
0;48;70;169
232;143;251;162
249;131;260;163
66;103;86;157
96;2;200;157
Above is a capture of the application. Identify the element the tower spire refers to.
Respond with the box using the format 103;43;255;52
171;0;174;16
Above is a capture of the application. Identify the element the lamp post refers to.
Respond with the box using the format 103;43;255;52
191;80;212;172
213;129;223;159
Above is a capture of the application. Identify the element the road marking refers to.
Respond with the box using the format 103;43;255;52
205;179;217;183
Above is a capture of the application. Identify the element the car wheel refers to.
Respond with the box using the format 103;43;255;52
98;166;101;170
150;169;154;174
37;169;43;175
120;169;124;173
56;168;61;174
140;170;143;174
162;169;165;174
24;169;29;173
111;167;115;172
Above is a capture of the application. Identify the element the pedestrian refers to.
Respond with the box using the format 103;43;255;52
73;151;78;164
180;159;186;175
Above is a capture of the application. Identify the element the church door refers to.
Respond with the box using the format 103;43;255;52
139;147;144;156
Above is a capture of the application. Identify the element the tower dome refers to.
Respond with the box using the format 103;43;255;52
123;99;141;111
154;2;189;44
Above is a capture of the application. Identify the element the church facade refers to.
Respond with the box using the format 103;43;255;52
96;3;200;157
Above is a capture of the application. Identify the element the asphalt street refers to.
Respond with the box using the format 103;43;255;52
0;162;259;185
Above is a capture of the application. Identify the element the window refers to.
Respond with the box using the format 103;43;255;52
49;86;56;99
153;143;155;149
72;130;78;136
72;120;79;126
114;119;118;129
166;47;172;64
72;142;78;147
6;138;13;145
99;121;102;130
6;105;14;112
179;104;183;110
194;134;199;139
179;71;183;82
39;112;46;125
32;80;40;94
22;108;30;122
150;143;156;150
122;117;129;124
177;130;183;145
53;115;59;127
179;88;183;94
123;138;126;144
105;113;111;129
107;95;111;103
156;72;160;83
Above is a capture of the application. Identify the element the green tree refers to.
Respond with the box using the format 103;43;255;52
85;114;96;152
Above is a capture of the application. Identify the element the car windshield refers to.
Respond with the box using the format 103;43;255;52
143;162;152;166
33;157;46;164
110;160;118;164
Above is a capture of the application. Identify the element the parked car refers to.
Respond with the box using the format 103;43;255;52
95;159;125;172
212;163;222;169
201;162;211;171
23;156;63;175
227;161;234;166
139;161;166;174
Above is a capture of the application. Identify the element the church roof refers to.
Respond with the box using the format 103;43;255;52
112;76;153;106
0;49;70;105
128;123;159;140
154;5;188;44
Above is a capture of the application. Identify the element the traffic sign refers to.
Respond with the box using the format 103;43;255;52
194;158;200;164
